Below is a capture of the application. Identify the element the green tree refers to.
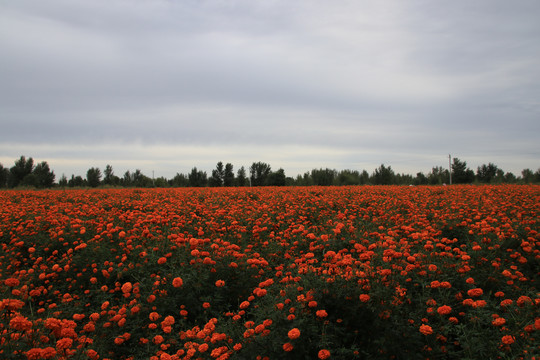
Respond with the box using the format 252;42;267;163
414;172;428;185
171;173;189;187
0;163;8;188
224;163;235;186
250;162;272;186
58;174;68;187
371;164;395;185
395;173;414;185
123;171;134;186
209;162;225;187
476;163;499;183
311;168;336;186
33;161;55;188
267;168;286;186
452;158;475;184
20;173;38;187
504;172;517;183
427;166;448;185
521;169;534;183
189;167;207;187
535;168;540;183
103;165;119;185
154;177;169;187
86;167;102;187
236;166;247;186
9;156;34;187
68;175;85;187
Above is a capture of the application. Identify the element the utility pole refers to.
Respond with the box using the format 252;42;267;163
448;154;452;185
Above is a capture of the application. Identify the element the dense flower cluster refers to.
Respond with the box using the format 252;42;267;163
0;185;538;359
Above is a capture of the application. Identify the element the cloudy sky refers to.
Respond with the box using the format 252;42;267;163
1;0;539;179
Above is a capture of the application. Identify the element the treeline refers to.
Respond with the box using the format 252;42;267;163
1;155;539;189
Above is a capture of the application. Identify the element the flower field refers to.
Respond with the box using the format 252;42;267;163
1;185;539;360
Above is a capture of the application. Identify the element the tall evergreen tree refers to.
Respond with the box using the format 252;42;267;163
476;163;499;183
33;161;55;188
223;163;235;186
0;163;8;188
103;165;115;185
371;164;395;185
86;167;102;187
9;156;34;187
452;158;475;184
250;162;271;186
189;167;207;187
236;166;247;186
209;162;225;187
267;168;286;186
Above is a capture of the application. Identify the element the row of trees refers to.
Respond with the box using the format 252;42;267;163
1;156;539;189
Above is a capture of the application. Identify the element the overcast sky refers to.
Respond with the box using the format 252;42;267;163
1;0;539;179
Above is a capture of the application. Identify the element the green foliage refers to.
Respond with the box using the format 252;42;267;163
9;155;34;187
209;162;225;187
476;163;499;183
311;168;336;186
371;164;395;185
452;158;475;184
87;167;102;187
171;173;189;187
250;162;271;186
0;163;9;188
224;163;235;186
236;166;248;186
33;161;55;188
267;168;286;186
189;167;208;187
2;155;538;189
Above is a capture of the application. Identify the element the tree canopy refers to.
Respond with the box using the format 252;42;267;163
1;155;539;189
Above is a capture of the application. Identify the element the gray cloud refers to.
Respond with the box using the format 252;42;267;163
1;0;539;178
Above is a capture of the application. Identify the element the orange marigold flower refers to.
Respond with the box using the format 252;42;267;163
419;324;433;335
288;328;301;340
437;305;452;315
172;277;183;288
56;337;73;351
517;296;532;307
318;349;331;359
283;342;294;352
198;343;209;353
1;298;25;311
439;281;451;289
316;310;328;318
4;278;20;287
25;348;42;360
40;347;57;359
121;282;132;294
492;317;506;326
153;335;164;344
359;294;370;302
149;312;160;321
467;288;483;297
240;301;250;309
162;315;175;326
215;280;225;287
501;335;515;345
157;257;167;265
38;347;56;359
10;315;33;331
